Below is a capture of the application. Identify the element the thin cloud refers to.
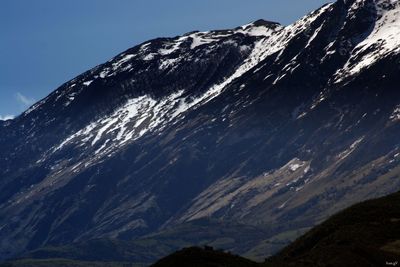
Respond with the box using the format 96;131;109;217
0;115;14;121
15;92;35;107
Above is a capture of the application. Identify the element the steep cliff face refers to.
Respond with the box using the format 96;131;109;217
0;0;399;261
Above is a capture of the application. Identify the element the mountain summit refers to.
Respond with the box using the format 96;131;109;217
0;0;399;263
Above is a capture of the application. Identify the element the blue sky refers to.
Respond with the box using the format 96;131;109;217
0;0;331;119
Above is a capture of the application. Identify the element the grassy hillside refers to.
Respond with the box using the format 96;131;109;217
152;191;400;266
150;247;258;267
264;190;400;266
2;191;400;266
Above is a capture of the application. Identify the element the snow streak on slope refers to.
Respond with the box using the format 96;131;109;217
335;0;400;82
390;105;400;121
46;91;185;159
251;3;335;81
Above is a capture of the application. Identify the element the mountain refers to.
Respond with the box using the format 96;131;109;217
1;0;400;264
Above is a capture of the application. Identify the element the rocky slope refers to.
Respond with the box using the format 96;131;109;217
0;0;400;263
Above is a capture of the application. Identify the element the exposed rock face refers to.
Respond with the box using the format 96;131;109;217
0;0;399;261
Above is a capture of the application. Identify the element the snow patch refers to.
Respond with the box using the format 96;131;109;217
337;137;365;160
0;115;14;121
159;57;182;70
83;80;93;86
289;163;303;172
390;105;400;121
159;36;187;55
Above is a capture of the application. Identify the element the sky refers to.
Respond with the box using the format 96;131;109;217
0;0;331;119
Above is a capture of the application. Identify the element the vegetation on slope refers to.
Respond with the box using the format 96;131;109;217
152;191;400;267
150;247;258;267
2;191;400;266
264;190;400;266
